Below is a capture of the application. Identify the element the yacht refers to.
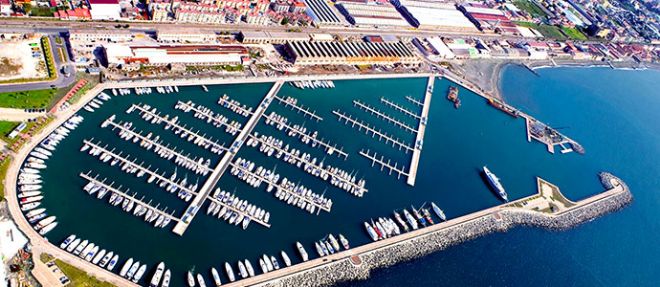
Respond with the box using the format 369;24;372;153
149;262;165;287
211;267;222;287
483;166;508;201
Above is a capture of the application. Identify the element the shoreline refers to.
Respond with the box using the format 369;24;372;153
2;72;635;287
232;173;632;287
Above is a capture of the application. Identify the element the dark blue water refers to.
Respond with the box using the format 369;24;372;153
341;66;660;287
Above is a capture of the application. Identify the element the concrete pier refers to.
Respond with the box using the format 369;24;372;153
273;95;323;122
80;171;180;224
333;110;414;153
407;76;434;186
359;149;409;179
129;104;229;154
352;100;417;133
172;81;283;236
380;98;421;120
262;112;349;159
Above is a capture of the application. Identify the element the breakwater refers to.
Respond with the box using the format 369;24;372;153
256;173;632;287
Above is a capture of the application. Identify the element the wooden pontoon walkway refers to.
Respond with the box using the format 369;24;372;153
333;110;414;153
352;100;416;133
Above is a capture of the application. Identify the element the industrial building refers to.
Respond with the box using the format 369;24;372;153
284;40;420;65
335;1;409;27
156;29;219;43
104;44;249;66
392;0;477;32
238;31;311;44
304;0;344;26
88;0;121;20
459;4;518;35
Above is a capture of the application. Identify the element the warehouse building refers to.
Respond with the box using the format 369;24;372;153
459;4;518;35
88;0;121;20
392;0;477;32
238;31;311;44
284;40;420;65
156;29;219;43
104;44;249;66
304;0;344;26
335;1;410;27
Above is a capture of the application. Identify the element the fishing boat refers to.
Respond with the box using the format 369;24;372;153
447;86;461;108
197;274;206;287
224;262;236;282
431;202;447;221
161;269;171;287
296;241;308;261
187;271;195;287
281;251;292;267
149;262;165;287
483;166;508;201
211;267;222;287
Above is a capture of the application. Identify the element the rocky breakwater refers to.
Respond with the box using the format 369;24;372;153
259;172;632;287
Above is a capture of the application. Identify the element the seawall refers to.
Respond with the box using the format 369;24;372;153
254;173;632;287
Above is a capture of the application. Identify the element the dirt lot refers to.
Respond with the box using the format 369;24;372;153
0;37;48;81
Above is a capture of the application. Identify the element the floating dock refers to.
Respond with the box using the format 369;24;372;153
217;94;254;117
229;160;331;214
333;110;414;153
102;116;212;174
405;96;424;107
82;139;199;196
249;133;366;197
175;100;242;135
407;75;434;186
273;95;323;122
129;104;229;155
80;172;180;223
172;81;283;236
353;100;416;134
380;97;421;120
359;149;409;179
262;112;348;159
205;193;271;228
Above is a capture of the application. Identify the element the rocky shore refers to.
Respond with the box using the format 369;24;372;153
260;173;632;287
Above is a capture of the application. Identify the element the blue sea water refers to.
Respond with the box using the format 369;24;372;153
341;66;660;286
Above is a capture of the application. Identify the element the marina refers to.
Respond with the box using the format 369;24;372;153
5;71;625;287
333;110;414;153
273;95;323;122
380;97;421;120
352;100;417;134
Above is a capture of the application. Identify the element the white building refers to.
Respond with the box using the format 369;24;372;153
156;29;218;43
336;2;409;27
89;0;122;20
393;0;477;32
104;43;249;66
427;37;455;59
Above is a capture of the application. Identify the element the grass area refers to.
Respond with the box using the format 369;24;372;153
30;7;55;17
561;26;588;41
0;121;20;138
55;36;63;45
513;0;546;18
55;259;116;287
40;253;55;263
0;156;12;200
0;88;58;109
515;21;566;39
41;37;56;80
67;76;99;105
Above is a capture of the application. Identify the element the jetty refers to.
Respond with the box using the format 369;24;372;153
359;149;409;179
352;100;416;134
262;112;348;159
172;81;283;236
82;139;199;196
407;76;434;186
80;172;180;224
333;110;414;153
217;94;254;117
205;193;271;228
273;95;323;121
128;104;229;155
380;98;421;120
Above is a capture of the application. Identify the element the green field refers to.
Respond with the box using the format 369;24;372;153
0;156;11;200
514;0;547;18
0;88;57;109
55;259;116;287
0;121;19;137
515;21;566;39
561;26;588;41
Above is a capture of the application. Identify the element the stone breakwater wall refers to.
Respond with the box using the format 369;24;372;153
261;174;632;287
